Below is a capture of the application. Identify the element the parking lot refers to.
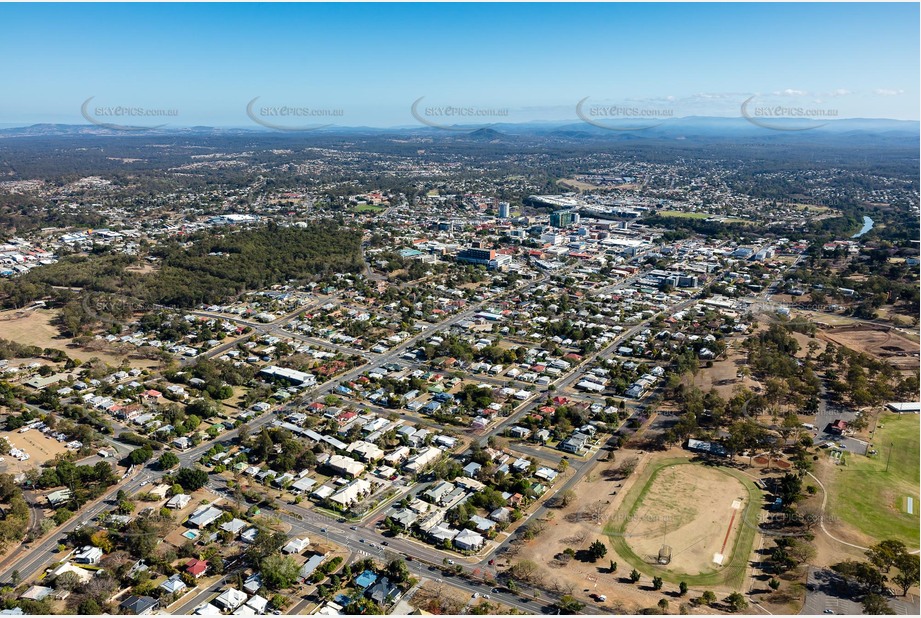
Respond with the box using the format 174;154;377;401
801;567;919;616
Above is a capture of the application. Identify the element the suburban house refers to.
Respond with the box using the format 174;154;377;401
454;528;485;551
185;559;209;578
119;595;159;615
366;577;402;605
282;537;310;555
214;588;248;611
73;546;104;564
186;505;223;528
166;493;191;509
160;574;187;595
325;454;366;478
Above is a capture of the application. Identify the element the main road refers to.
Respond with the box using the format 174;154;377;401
3;266;710;614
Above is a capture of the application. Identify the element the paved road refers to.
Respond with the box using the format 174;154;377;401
0;464;148;584
4;267;721;614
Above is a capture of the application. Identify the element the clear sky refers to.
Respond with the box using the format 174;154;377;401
0;2;918;128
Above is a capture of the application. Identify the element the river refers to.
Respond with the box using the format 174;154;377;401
851;215;874;238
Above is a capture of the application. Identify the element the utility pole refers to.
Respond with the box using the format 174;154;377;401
885;442;894;473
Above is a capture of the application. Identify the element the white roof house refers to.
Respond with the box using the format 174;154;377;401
166;493;191;509
245;594;269;614
282;537;310;555
215;588;248;611
187;505;223;528
329;478;372;507
160;574;187;595
326;454;366;478
454;528;485;551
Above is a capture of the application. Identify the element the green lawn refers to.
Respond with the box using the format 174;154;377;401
354;203;385;212
826;413;920;548
604;458;762;589
657;210;710;219
656;210;750;224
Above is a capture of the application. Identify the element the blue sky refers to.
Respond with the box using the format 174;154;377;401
0;2;917;127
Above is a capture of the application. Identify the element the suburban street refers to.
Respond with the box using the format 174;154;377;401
1;265;717;615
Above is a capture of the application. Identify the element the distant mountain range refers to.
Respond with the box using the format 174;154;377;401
0;117;917;141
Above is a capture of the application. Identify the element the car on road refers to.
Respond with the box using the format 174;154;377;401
483;595;490;599
381;541;389;546
321;528;327;533
447;559;455;565
359;538;365;543
350;525;358;530
823;610;834;614
139;480;149;487
472;593;479;599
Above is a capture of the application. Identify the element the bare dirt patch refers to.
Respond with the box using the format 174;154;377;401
0;308;159;369
818;325;919;373
511;449;704;610
0;429;70;474
692;341;760;397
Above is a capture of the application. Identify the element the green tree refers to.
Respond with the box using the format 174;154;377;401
725;592;747;612
867;540;908;574
554;595;585;614
892;552;919;596
261;553;301;590
588;539;607;562
175;467;209;491
699;591;716;607
159;452;180;470
629;569;641;583
678;581;688;596
128;445;153;465
861;593;895;615
652;576;663;590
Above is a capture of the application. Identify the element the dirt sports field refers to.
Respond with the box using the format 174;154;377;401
606;456;762;589
818;325;919;373
620;464;748;576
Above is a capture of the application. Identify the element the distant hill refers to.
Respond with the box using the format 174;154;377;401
0;118;916;146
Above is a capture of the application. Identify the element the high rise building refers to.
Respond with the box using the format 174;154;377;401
550;210;575;228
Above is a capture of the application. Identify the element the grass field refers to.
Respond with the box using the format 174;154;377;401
826;413;920;548
658;210;710;219
605;458;762;589
657;210;750;224
354;203;385;212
